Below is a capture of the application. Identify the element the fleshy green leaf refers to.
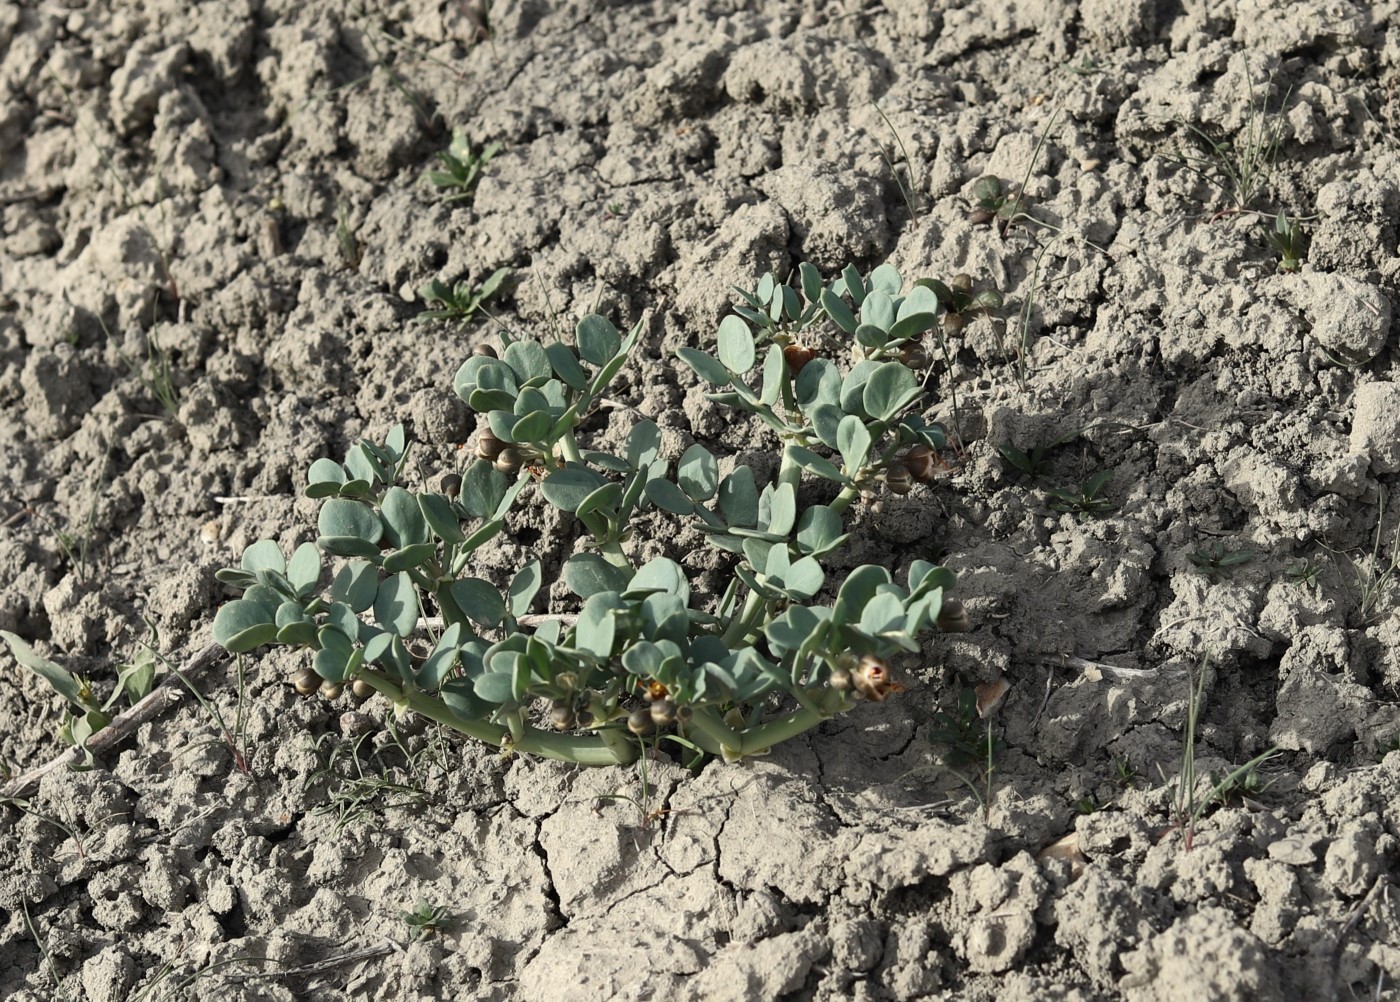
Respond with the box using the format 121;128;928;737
287;542;321;597
861;362;920;422
677;347;733;387
645;478;696;515
717;315;756;373
625;420;662;470
820;289;857;333
450;578;506;628
318;499;382;545
374;572;419;637
837;414;872;473
508;560;543;617
576;314;621;365
240;539;286;575
462;460;508;520
541;467;610;513
717;466;758;527
212;601;279;654
381;487;429;548
562;553;630;599
420;493;465;544
677;444;718;501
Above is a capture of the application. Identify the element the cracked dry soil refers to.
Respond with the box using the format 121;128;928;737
3;1;1400;1000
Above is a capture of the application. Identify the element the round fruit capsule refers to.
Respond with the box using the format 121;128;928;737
650;699;677;727
886;466;914;496
951;273;974;293
476;430;505;461
550;701;575;731
942;312;966;335
937;598;971;633
293;668;322;696
783;343;816;375
828;667;853;691
473;343;498;358
627;708;654;736
439;473;463;498
968;209;995;226
351;679;375;701
319;680;344;700
903;444;938;482
494;447;522;473
898;341;930;369
851;655;900;702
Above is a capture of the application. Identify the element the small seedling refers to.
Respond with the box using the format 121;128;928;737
874;103;925;222
1209;760;1275;806
1170;76;1285;216
928;687;1006;821
400;900;453;941
914;274;1003;335
1062;56;1104;76
1046;470;1116;517
1113;755;1139;788
415;267;511;327
211;260;967;769
968;175;1027;229
998;429;1079;479
305;715;442;834
1285;559;1322;589
0;630;158;766
1075;793;1104;815
425;128;500;202
1263;211;1306;272
1189;541;1255;581
1376;734;1400;762
336;201;363;271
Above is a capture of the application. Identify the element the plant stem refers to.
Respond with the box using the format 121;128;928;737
721;590;766;647
685;706;743;755
559;428;584;465
354;671;638;766
736;705;828;756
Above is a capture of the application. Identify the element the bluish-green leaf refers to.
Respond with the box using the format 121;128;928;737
508;560;543;617
717;466;758;527
766;482;797;536
383;543;437;573
314;627;358;683
677;347;733;387
869;263;902;296
625;420;662;470
330;560;379;613
319;499;381;545
374;572;418;637
796;506;847;557
717;315;756;373
837;414;872;473
628;557;689;606
473;670;519;705
862;362;920;422
834;565;892;624
212;601;279;653
420;493;465;544
562;553;629;600
462;459;508;520
786;446;847;484
577;314;621;365
504;339;551;384
759;343;784;407
240;539;285;575
859;591;906;635
546;341;590;390
541;467;610;513
418;623;464;689
820;288;857;333
795;357;840;409
450;578;505;628
381;487;428;548
839;360;882;417
645;478;696;515
860;290;896;332
677;443;718;501
575;592;621;658
286;542;321;597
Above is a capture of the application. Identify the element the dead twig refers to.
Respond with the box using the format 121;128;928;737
223;941;400;983
1;643;228;800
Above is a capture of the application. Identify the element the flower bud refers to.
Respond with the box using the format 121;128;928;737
439;473;463;498
476;430;505;461
627;708;655;735
783;343;816;375
886;466;914;496
494;447;522;473
937;598;971;633
851;654;901;702
293;668;322;697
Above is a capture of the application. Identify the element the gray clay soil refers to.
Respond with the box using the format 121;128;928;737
3;1;1400;1000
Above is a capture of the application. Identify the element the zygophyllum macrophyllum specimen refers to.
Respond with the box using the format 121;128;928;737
214;262;970;766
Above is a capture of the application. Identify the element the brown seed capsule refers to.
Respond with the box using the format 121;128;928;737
673;703;693;724
951;273;974;293
937;598;971;633
476;429;505;461
903;444;938;482
549;701;575;731
968;209;995;226
898;341;930;369
319;680;344;700
942;312;966;335
650;699;677;727
293;667;322;697
783;343;816;375
473;343;498;358
439;473;463;498
494;447;522;473
351;678;375;701
851;654;901;702
828;667;853;691
886;466;914;496
627;708;654;736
